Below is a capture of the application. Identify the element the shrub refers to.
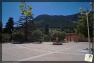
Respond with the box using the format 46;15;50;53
51;30;66;41
32;29;43;42
2;33;10;43
38;37;44;42
62;31;66;40
43;34;50;41
0;34;1;42
13;32;24;42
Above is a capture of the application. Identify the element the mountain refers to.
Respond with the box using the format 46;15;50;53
33;13;79;28
31;13;80;29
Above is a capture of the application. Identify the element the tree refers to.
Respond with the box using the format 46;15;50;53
0;21;2;33
27;20;37;41
0;21;2;42
77;13;93;38
19;1;33;41
16;16;26;34
5;17;14;40
13;32;24;42
44;24;49;35
2;33;10;43
31;29;43;42
28;20;37;33
51;30;66;41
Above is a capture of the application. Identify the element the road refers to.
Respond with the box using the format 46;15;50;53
2;42;93;61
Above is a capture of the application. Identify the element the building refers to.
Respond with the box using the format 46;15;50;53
65;33;93;42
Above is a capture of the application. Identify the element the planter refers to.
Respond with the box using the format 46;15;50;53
12;41;23;44
53;42;62;45
33;42;42;44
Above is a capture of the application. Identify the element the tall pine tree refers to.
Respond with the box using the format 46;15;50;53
5;17;14;40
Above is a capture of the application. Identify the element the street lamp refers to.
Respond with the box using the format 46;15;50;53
90;2;94;55
79;7;91;54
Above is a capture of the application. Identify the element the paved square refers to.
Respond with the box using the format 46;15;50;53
2;42;91;61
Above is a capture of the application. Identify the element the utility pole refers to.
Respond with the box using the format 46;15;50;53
90;2;94;55
80;7;91;54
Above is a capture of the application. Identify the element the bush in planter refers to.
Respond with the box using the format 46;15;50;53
13;33;24;42
2;33;10;43
38;37;44;43
51;30;66;42
32;30;43;42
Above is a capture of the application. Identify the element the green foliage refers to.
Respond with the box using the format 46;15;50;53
17;16;35;42
44;24;49;35
61;31;66;40
0;21;2;33
51;30;66;41
2;33;10;43
5;17;14;34
0;34;1;42
32;29;43;42
28;21;37;34
19;2;33;16
33;14;78;29
38;37;44;42
13;32;25;42
77;14;93;38
43;34;50;41
27;21;37;41
0;22;2;42
64;28;76;33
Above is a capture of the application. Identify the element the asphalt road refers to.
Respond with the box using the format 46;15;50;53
2;42;93;61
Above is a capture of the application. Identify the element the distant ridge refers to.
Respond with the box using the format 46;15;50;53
31;13;80;29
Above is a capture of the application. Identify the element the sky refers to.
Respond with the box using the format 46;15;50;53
2;2;91;28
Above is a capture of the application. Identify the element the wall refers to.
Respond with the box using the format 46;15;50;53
65;33;93;42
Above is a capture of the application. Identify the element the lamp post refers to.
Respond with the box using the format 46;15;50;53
19;1;33;41
80;7;91;54
90;2;94;55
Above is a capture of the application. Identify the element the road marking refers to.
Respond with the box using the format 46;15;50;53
15;44;51;53
17;44;83;61
56;52;85;55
